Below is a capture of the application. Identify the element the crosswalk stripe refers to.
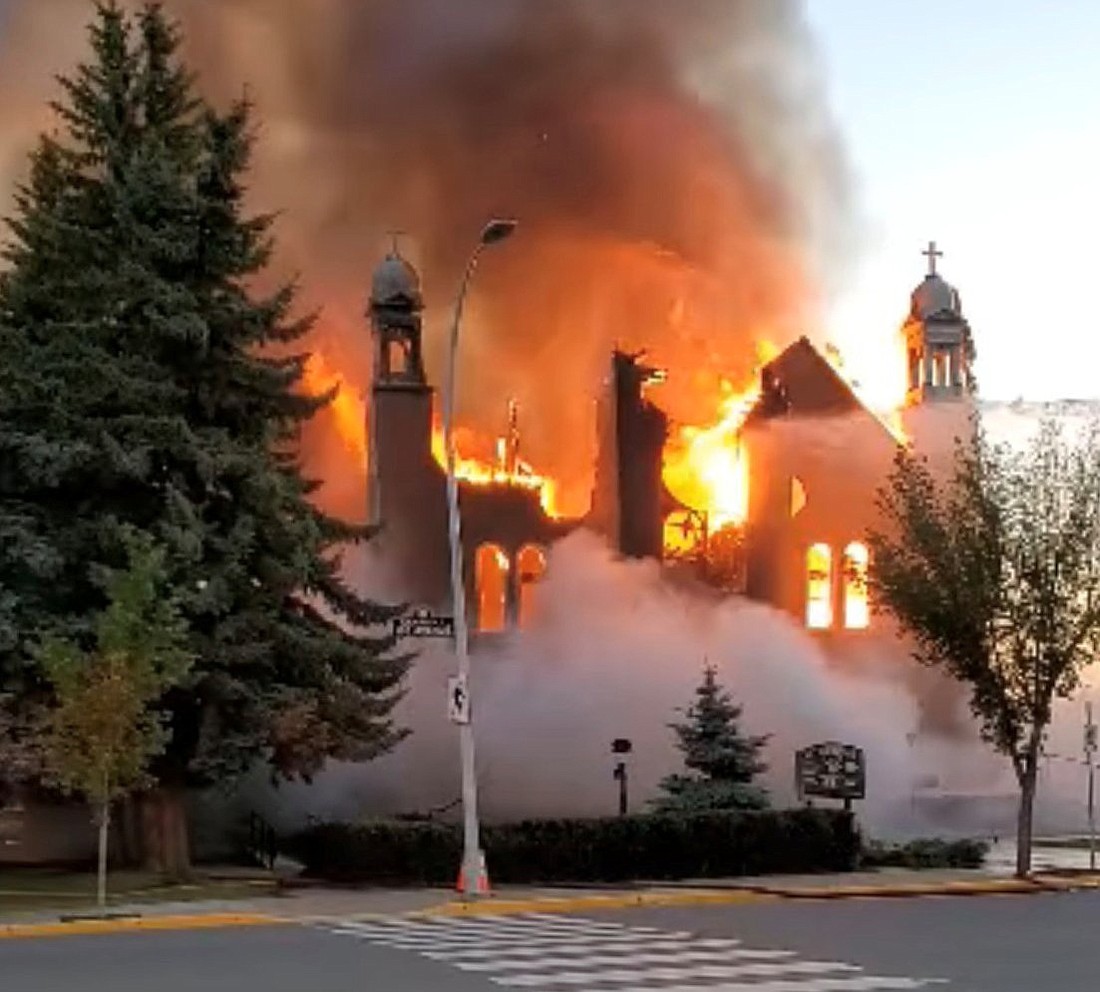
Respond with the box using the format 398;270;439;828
419;915;636;934
332;926;693;952
334;915;627;933
495;960;860;987
425;936;741;963
452;945;793;972
335;918;610;938
568;978;930;992
326;921;609;944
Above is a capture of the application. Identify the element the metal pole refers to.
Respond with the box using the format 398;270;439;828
1087;702;1096;872
444;246;485;898
614;761;628;817
1089;756;1096;873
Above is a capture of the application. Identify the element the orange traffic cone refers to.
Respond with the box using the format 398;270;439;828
456;850;491;896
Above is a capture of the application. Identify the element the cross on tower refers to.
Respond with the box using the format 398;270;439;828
922;240;943;276
386;229;407;255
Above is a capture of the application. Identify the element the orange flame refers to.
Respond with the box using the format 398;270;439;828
659;339;777;531
302;352;366;463
662;378;759;529
303;323;908;541
430;428;561;518
303;352;561;516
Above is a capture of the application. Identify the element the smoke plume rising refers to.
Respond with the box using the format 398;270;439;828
0;0;856;517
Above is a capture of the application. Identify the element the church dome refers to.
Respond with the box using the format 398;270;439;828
910;273;962;321
370;252;422;307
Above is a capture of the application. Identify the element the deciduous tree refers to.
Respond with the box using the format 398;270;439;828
36;532;191;908
869;419;1100;877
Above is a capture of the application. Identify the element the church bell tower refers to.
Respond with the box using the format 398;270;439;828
902;241;976;404
366;246;432;527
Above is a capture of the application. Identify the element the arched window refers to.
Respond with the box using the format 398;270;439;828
475;543;509;632
516;544;547;628
806;543;833;629
842;542;870;629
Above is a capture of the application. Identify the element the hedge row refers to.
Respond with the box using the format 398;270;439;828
860;837;989;870
286;808;859;885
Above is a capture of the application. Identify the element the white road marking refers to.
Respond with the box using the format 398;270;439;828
495;959;860;987
332;923;692;952
452;945;792;972
420;935;701;961
321;913;947;990
569;978;931;992
425;936;742;963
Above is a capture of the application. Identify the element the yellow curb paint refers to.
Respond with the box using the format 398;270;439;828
418;889;777;918
0;913;286;940
760;880;1063;901
415;877;1100;917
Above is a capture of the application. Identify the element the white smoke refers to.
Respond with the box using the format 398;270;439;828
242;403;1100;844
248;530;1013;840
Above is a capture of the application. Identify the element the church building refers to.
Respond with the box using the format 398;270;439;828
363;242;976;642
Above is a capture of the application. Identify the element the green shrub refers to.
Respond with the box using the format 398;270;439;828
860;837;989;870
286;808;858;885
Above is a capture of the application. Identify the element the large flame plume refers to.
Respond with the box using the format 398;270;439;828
0;0;857;524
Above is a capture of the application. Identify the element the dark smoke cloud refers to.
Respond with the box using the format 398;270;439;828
0;0;855;517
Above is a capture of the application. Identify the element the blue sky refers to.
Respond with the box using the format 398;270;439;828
805;0;1100;403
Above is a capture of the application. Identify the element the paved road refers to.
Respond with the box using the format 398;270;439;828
2;890;1098;991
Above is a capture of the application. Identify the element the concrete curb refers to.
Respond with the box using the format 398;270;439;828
0;913;287;940
416;889;778;918
748;879;1058;900
406;873;1100;917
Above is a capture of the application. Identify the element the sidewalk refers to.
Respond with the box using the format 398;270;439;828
4;865;1100;937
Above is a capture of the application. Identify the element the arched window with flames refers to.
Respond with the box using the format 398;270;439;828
475;543;510;632
516;544;547;628
806;543;833;630
842;542;870;629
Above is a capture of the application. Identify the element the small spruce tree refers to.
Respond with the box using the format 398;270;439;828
654;665;770;812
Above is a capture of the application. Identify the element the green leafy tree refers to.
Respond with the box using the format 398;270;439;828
36;533;191;909
869;419;1100;877
0;3;408;876
654;665;770;812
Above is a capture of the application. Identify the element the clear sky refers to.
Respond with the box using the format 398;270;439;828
805;0;1100;404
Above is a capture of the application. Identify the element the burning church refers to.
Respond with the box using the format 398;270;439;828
0;0;999;855
364;239;976;641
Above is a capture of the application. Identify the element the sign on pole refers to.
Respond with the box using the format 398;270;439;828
448;675;471;725
393;607;456;640
796;741;866;802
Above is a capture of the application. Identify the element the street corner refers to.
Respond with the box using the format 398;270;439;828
0;912;289;941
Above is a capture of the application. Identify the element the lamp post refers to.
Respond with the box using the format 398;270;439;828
444;218;517;897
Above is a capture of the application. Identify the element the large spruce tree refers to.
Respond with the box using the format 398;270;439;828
0;3;408;874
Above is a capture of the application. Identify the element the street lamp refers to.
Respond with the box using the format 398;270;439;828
444;218;517;897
